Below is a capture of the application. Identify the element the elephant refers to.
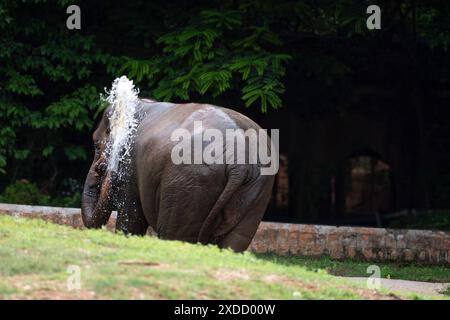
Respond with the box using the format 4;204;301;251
81;96;276;252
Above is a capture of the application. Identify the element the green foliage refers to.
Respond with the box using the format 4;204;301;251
121;8;292;112
50;177;83;207
0;0;448;207
43;86;103;131
0;180;50;206
443;287;450;297
388;211;450;231
0;1;117;177
0;179;81;207
50;191;82;208
418;5;450;50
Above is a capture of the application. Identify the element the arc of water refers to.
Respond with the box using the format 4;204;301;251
103;76;140;174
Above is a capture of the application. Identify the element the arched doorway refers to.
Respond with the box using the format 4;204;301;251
331;152;394;226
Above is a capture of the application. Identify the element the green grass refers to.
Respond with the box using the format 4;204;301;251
442;287;450;297
0;215;446;300
387;210;450;231
257;255;450;283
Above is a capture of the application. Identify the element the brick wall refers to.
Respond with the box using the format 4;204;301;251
1;203;449;265
250;222;450;265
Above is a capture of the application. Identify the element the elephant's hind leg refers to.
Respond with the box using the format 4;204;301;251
218;229;254;252
217;174;275;252
217;206;264;252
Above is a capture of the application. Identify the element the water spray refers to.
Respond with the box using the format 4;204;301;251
103;76;139;175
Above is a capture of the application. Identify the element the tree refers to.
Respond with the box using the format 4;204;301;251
0;0;448;209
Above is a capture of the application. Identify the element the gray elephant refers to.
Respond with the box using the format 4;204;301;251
82;86;275;252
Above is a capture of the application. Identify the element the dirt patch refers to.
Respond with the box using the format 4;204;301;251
342;285;401;300
7;275;97;300
263;274;321;293
214;269;251;281
118;260;164;267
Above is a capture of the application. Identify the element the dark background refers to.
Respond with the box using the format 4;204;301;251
0;0;449;229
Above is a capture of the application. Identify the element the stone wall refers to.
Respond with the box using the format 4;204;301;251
250;222;450;265
1;203;449;265
0;203;117;230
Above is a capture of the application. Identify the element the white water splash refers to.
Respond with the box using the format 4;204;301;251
103;76;139;173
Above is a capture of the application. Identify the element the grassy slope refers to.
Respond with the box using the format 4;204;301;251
0;215;444;300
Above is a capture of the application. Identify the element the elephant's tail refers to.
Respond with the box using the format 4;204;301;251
197;165;247;244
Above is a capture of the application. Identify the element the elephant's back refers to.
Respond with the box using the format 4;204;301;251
140;102;260;130
214;106;263;132
135;101;268;178
174;103;263;132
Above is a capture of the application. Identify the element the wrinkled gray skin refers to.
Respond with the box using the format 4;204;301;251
81;99;275;252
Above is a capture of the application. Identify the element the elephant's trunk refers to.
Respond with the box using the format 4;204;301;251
81;158;113;228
